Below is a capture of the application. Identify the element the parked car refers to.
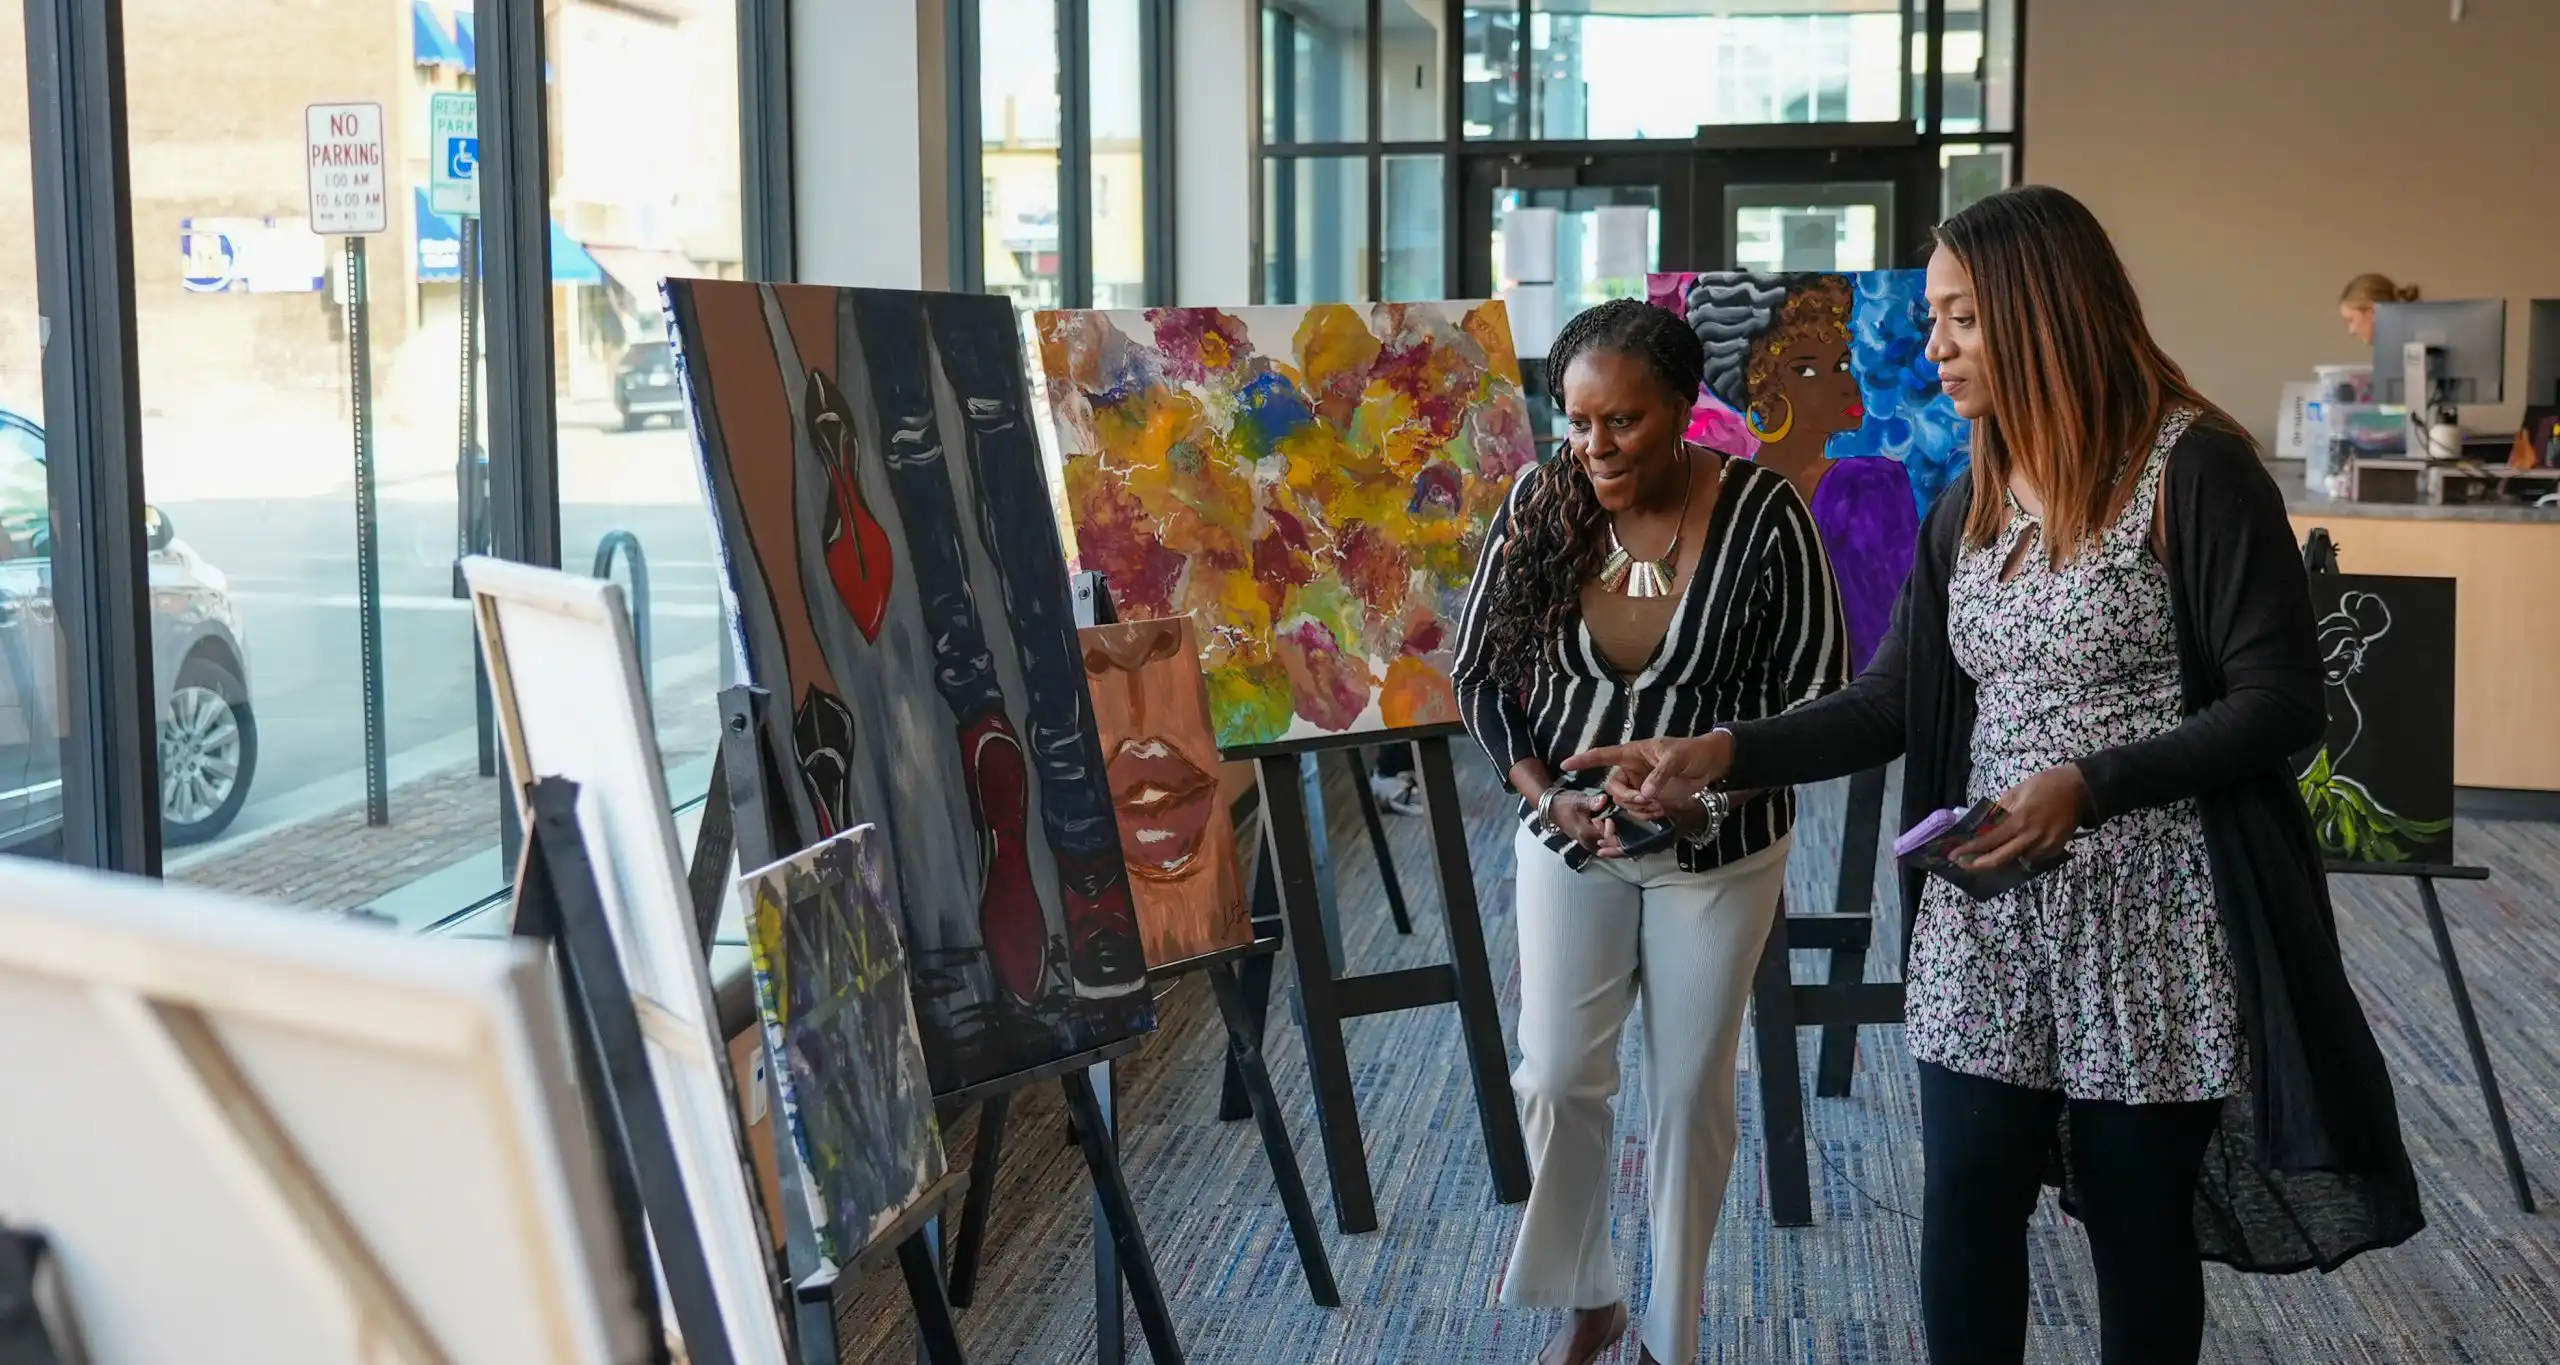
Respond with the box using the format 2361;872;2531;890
614;340;684;430
0;409;258;847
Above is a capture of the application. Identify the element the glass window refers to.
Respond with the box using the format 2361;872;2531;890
1462;4;1522;139
1379;0;1445;141
115;1;488;911
984;0;1065;308
1264;157;1369;304
0;0;66;867
1530;1;1903;140
552;0;744;898
1262;0;1369;144
1382;154;1446;300
1725;182;1893;272
1091;0;1149;308
1940;0;2016;134
1940;142;2012;219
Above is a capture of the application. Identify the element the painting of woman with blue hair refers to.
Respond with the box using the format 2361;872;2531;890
1651;269;1964;673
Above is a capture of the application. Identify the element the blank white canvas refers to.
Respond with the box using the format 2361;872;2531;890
464;556;787;1365
0;857;648;1365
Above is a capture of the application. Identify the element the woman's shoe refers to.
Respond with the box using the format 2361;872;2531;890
1535;1301;1628;1365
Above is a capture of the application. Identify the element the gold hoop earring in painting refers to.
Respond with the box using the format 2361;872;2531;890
1747;393;1796;443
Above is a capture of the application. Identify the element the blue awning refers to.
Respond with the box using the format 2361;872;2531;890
412;1;464;68
453;9;475;73
414;189;606;287
549;219;603;285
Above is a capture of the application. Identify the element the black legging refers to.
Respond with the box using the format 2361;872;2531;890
1917;1060;2222;1365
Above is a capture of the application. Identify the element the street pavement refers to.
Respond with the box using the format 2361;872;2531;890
159;417;734;887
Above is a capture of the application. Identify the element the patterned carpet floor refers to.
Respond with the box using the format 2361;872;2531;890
831;752;2560;1363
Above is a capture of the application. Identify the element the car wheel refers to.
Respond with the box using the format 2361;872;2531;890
161;655;257;845
618;407;642;432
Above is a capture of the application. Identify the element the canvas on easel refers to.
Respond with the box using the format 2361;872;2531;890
0;858;653;1365
2296;572;2458;865
1078;615;1251;970
1032;301;1535;755
735;825;945;1265
665;280;1156;1096
463;555;789;1365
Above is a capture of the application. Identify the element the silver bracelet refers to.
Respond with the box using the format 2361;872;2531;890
1535;785;1565;828
1690;788;1731;844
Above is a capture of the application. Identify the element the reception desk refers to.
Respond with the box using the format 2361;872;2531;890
2283;465;2560;794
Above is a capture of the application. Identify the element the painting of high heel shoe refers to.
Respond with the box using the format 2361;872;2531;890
670;277;1155;1097
804;370;894;642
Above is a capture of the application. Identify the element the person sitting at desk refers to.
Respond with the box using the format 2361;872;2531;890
2339;272;2420;347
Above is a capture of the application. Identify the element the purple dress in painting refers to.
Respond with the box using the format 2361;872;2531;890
1806;456;1920;674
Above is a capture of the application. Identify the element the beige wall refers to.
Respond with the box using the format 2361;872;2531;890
2027;0;2560;448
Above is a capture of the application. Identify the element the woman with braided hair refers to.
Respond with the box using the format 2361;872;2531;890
1688;272;1920;673
1452;298;1847;1365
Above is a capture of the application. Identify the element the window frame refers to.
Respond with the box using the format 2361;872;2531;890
950;0;1176;306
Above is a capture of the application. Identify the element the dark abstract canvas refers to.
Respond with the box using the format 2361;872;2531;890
668;280;1156;1094
1649;270;1963;672
737;826;942;1262
2295;573;2457;865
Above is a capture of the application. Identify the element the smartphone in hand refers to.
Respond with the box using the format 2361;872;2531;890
1895;798;2071;902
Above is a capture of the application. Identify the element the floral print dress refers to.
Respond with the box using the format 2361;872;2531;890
1906;409;2246;1104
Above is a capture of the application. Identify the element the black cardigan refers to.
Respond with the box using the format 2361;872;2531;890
1726;419;2424;1273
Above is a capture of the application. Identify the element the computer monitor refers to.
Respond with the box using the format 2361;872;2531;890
2524;298;2560;409
2372;298;2505;406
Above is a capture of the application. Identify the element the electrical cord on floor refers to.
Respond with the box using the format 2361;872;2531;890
1810;1134;1920;1222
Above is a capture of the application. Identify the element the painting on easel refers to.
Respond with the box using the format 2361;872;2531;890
666;280;1156;1095
2295;573;2457;865
1649;269;1963;671
1033;301;1535;753
737;825;944;1263
1079;615;1252;971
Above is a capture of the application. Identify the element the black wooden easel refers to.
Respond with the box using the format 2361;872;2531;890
1749;770;1909;1229
1237;725;1532;1234
939;574;1339;1324
514;776;730;1365
712;685;1188;1365
2329;860;2536;1212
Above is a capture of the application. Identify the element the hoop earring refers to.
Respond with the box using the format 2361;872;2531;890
1746;393;1796;444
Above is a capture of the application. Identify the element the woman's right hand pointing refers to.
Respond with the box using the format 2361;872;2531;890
1564;731;1736;811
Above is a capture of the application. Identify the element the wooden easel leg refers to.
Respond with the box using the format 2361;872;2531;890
1059;1070;1186;1365
1413;736;1532;1204
1817;765;1888;1098
2416;876;2537;1213
1752;899;1814;1227
945;1094;1010;1308
1342;749;1415;935
1217;853;1283;1123
1206;961;1341;1307
1090;1061;1124;1365
1259;753;1379;1235
898;1231;970;1365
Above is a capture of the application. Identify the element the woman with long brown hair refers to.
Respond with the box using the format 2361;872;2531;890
1569;185;2423;1363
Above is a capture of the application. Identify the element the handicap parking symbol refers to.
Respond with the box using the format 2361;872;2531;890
446;136;479;182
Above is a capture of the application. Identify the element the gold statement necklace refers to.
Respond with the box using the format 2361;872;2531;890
1597;445;1694;599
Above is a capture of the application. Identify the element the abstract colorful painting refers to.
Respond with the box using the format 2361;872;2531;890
1034;302;1537;753
1079;615;1252;970
737;826;944;1264
2295;574;2456;865
667;280;1156;1095
1650;270;1967;671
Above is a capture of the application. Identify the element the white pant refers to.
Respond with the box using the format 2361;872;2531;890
1500;823;1790;1364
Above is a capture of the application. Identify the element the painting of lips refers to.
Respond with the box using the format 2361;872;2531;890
1081;615;1253;971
